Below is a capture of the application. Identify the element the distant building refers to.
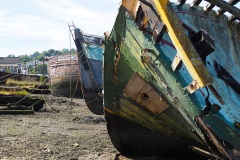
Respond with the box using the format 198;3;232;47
22;60;47;75
20;63;28;74
26;60;41;68
21;60;40;74
0;57;21;74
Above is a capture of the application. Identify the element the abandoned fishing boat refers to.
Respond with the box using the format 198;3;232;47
70;26;104;115
0;86;45;113
46;54;81;98
104;0;240;159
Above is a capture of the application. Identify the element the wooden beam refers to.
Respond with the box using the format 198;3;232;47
218;0;240;15
152;0;213;89
178;0;186;4
204;3;215;11
122;0;139;17
0;109;34;114
191;0;202;6
228;15;238;22
204;0;240;20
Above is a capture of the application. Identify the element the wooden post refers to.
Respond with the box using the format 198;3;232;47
42;59;45;76
34;60;36;74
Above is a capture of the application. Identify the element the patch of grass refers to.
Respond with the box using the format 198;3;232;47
6;79;41;87
20;85;35;90
40;75;45;83
0;90;28;96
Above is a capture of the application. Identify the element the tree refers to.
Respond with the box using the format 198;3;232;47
70;48;77;54
35;51;50;61
54;50;59;55
36;64;47;74
48;49;55;55
31;51;40;59
20;55;31;62
36;55;44;61
30;64;47;74
7;54;15;57
42;51;51;57
62;48;69;54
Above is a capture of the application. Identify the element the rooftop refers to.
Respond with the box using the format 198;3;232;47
0;57;21;64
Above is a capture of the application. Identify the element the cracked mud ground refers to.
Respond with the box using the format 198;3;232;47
0;96;166;160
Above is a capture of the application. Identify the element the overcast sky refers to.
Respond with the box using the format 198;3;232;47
0;0;239;57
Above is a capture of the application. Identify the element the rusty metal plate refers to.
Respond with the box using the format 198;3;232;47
123;72;169;114
135;84;158;107
147;95;169;114
123;73;146;100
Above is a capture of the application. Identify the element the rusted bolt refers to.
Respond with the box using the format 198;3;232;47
235;122;240;129
190;84;194;88
142;93;149;100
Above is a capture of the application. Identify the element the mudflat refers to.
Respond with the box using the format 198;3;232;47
0;96;165;160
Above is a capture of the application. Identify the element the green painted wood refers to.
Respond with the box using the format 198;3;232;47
104;6;207;149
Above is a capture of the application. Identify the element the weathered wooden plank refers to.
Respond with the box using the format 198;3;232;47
218;0;240;15
0;109;34;114
204;0;240;20
191;0;202;6
204;3;215;11
153;0;213;89
178;0;186;4
229;15;237;22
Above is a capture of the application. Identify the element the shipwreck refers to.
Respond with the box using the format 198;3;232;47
103;0;240;159
69;25;104;115
46;54;81;98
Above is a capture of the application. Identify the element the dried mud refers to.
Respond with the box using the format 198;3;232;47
0;96;169;160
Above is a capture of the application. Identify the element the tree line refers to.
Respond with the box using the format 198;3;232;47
7;48;77;74
16;48;77;63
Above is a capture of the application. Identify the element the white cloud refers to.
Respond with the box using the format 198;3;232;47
0;0;120;57
1;0;238;57
31;0;119;35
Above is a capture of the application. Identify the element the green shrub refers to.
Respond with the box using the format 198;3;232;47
40;76;45;83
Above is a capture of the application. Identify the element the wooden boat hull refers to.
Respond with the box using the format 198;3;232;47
50;76;81;98
104;1;240;159
48;55;82;98
72;28;104;115
0;94;45;112
105;111;206;159
79;58;103;115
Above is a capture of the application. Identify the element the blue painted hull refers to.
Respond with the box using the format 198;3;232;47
168;3;240;151
79;59;102;89
72;27;104;115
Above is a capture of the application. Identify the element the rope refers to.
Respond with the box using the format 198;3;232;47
69;27;72;98
12;77;50;105
16;69;81;112
47;54;79;95
47;74;80;111
8;52;79;109
68;25;101;102
44;28;81;112
6;24;87;111
2;46;82;112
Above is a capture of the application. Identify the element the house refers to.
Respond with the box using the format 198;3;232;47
0;57;21;74
26;60;41;68
22;60;43;74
